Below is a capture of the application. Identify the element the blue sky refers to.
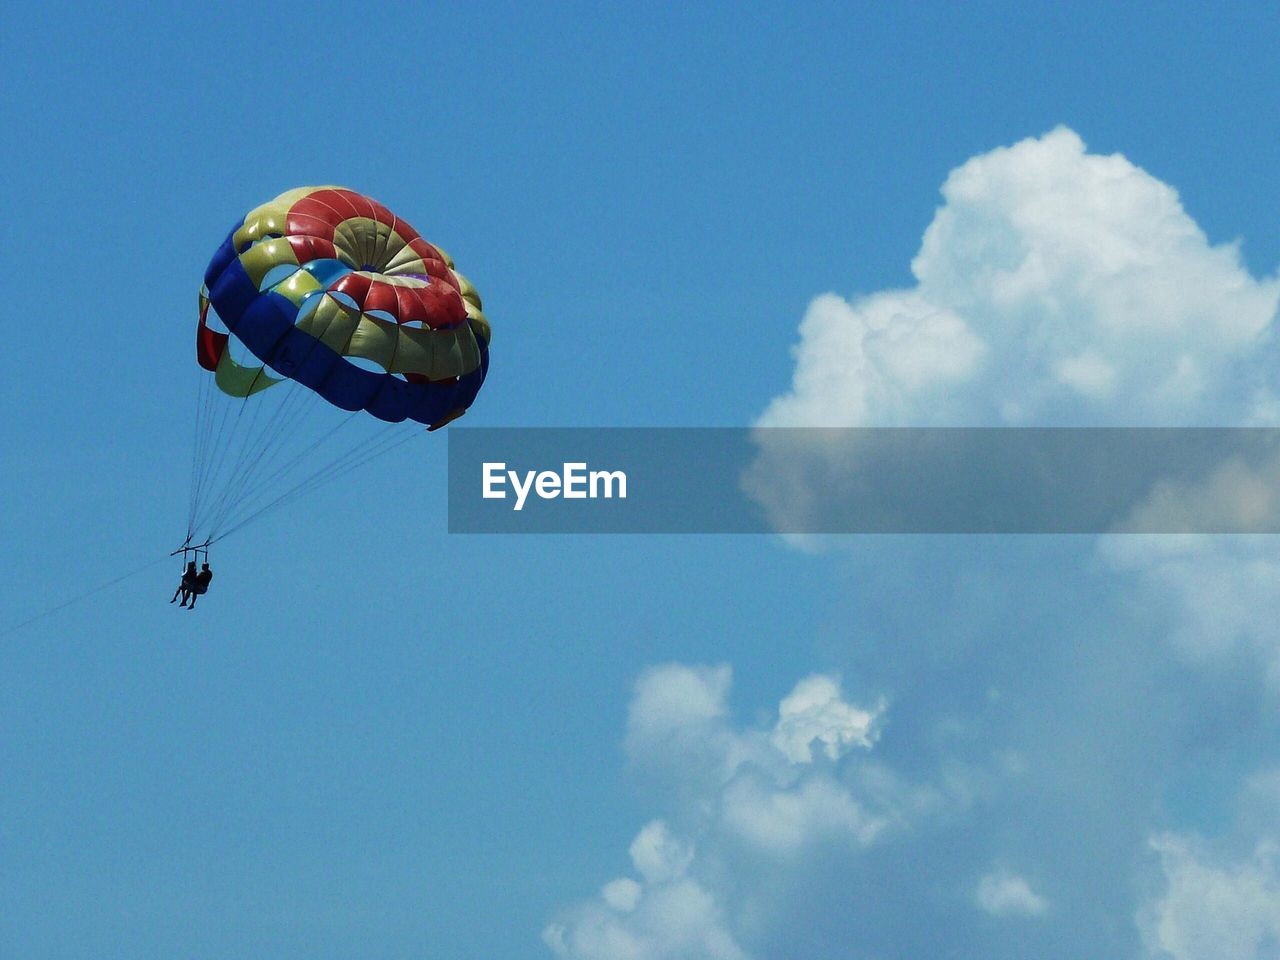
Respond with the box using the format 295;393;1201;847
3;3;1280;959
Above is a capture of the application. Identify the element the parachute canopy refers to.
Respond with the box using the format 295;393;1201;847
200;186;490;428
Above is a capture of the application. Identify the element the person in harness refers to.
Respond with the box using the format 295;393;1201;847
184;562;214;609
171;560;198;606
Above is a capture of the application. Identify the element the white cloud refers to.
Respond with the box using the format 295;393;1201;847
750;124;1280;694
628;664;732;743
625;663;741;784
1102;536;1280;689
544;818;748;960
602;878;643;913
545;666;894;958
1138;770;1280;959
721;773;886;855
1140;834;1280;960
1053;351;1117;400
771;674;882;763
749;127;1280;540
630;821;695;885
550;129;1280;957
1102;460;1280;695
758;126;1279;430
546;815;748;960
975;867;1049;918
758;291;985;429
627;666;891;857
543;874;748;960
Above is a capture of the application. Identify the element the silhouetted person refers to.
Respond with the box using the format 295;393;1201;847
171;561;197;605
185;562;213;609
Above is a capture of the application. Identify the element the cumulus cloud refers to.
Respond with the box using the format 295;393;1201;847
544;822;739;960
758;291;985;428
749;124;1280;693
748;127;1280;541
1096;446;1280;690
1140;834;1280;960
627;665;891;856
975;867;1049;918
625;663;739;783
1139;772;1280;960
720;772;886;855
544;819;748;960
758;126;1279;430
545;666;895;958
771;674;882;763
601;878;643;913
630;821;695;885
549;130;1280;958
1102;535;1280;690
629;664;732;742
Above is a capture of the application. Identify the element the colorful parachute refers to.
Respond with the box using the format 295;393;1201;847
183;187;491;548
199;186;490;427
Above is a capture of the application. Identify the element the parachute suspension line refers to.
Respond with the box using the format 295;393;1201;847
190;373;221;529
232;407;359;508
188;369;223;542
185;371;208;542
196;308;347;540
193;364;278;534
324;425;422;483
209;424;421;546
193;349;315;541
197;377;305;538
188;396;251;538
206;408;360;536
209;420;404;541
202;390;315;540
188;378;253;537
191;365;234;529
229;381;324;493
210;427;418;546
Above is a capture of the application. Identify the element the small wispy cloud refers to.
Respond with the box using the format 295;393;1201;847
975;867;1049;918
